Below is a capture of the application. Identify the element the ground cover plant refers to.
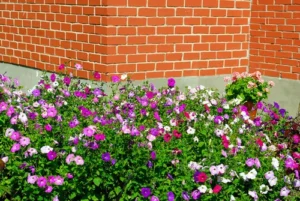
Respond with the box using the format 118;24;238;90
0;65;299;201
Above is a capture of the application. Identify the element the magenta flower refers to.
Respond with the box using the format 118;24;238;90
167;192;175;201
191;190;201;199
0;101;8;112
45;124;52;132
83;127;95;137
48;176;56;184
47;151;57;160
11;143;21;153
194;171;207;183
45;185;53;193
47;107;57;118
94;133;106;141
293;134;300;144
285;158;298;170
19;137;30;147
6;106;15;117
10;131;21;141
67;173;73;179
50;73;56;82
111;75;120;83
94;72;101;80
58;64;65;70
167;78;175;88
182;191;190;200
37;177;47;188
150;196;160;201
212;185;222;194
63;76;71;86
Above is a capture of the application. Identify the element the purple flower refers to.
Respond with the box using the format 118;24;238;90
214;116;223;124
182;192;190;200
217;108;223;113
47;151;57;160
191;190;201;200
279;109;286;117
293;134;300;144
32;89;41;97
37;177;47;188
274;102;280;109
112;75;120;83
285;158;298;170
167;192;175;201
94;134;106;141
151;151;156;160
102;152;111;162
141;187;151;198
111;159;117;165
254;158;261;168
147;160;153;168
256;101;263;109
168;78;176;88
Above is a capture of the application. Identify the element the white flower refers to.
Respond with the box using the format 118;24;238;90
223;104;229;109
121;74;127;80
210;99;217;105
217;176;231;183
259;184;269;194
198;185;207;193
246;169;257;180
193;136;199;142
217;164;226;174
214;129;224;137
207;90;214;96
207;114;214;121
52;81;59;87
239;172;248;181
164;126;171;132
1;156;8;163
40;146;53;154
268;177;278;186
272;158;279;170
71;146;77;153
190;88;197;94
5;128;14;137
294;179;300;187
18;112;28;123
230;195;236;201
33;102;40;107
63;101;68;105
268;145;277;152
47;88;53;93
188;161;202;170
284;176;291;184
170;119;177;126
187;127;195;134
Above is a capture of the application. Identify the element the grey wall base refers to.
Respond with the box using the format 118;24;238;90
1;62;300;117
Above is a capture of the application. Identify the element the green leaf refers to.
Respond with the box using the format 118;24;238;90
93;177;101;186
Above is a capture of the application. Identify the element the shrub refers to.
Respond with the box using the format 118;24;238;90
0;67;299;201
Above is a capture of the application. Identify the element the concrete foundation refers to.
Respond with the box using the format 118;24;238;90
1;62;299;117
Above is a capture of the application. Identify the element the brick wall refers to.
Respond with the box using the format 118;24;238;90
0;0;251;80
249;0;300;80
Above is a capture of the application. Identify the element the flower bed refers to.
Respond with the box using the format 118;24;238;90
0;67;299;201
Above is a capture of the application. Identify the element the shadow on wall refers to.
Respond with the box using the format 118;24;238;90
1;63;300;117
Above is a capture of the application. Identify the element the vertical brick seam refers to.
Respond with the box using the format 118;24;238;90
0;0;254;80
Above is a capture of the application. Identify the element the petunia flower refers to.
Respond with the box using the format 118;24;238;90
37;177;47;188
27;174;38;184
19;137;30;147
74;155;84;165
198;185;207;193
259;184;269;194
167;191;175;201
280;187;290;197
212;185;222;194
141;187;151;198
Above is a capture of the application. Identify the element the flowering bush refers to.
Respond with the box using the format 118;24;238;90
224;71;275;104
0;66;299;201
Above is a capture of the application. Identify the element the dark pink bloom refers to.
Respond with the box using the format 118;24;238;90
212;185;222;194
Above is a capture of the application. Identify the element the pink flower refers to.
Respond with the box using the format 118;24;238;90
19;137;30;146
111;75;120;83
268;81;275;87
212;185;222;194
11;143;21;153
210;166;218;175
54;176;64;185
27;174;38;184
10;115;18;124
45;185;53;193
66;154;75;164
74;155;84;165
75;63;83;70
10;131;21;141
94;72;101;80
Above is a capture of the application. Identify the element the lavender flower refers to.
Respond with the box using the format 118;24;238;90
102;152;111;162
